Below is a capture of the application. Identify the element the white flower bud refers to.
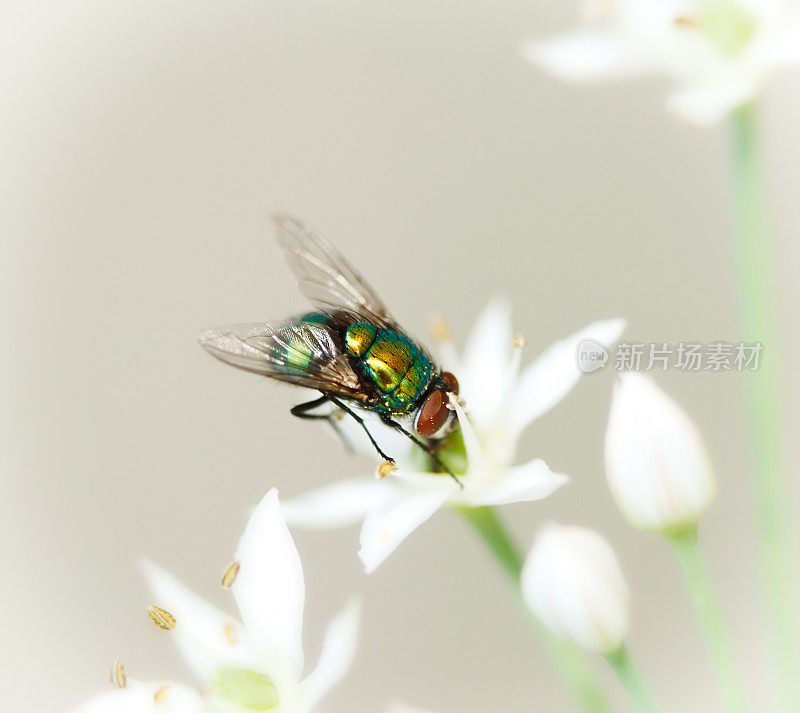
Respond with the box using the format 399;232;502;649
605;374;716;532
521;523;629;653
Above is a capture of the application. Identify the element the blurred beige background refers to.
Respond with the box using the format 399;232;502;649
2;1;800;712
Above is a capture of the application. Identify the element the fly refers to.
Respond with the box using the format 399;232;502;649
198;215;462;484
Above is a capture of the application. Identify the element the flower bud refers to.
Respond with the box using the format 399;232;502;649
521;523;629;653
605;374;716;532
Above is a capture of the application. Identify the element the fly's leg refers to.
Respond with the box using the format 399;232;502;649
327;396;395;463
290;395;354;454
379;415;463;489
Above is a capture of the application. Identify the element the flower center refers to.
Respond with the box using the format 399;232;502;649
213;667;280;711
697;0;757;57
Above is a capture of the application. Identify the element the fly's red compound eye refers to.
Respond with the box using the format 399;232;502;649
415;389;450;438
441;371;459;395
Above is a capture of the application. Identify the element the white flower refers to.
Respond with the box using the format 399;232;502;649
71;680;205;713
605;373;716;532
525;0;800;125
283;299;626;573
521;522;630;654
130;489;357;713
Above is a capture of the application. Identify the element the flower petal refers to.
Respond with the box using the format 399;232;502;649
521;523;629;653
524;30;655;81
358;491;450;573
459;297;514;427
232;488;305;678
141;560;248;681
447;395;487;476
470;459;569;506
282;479;396;529
70;681;204;713
666;81;756;127
300;599;361;710
508;318;626;438
333;409;414;465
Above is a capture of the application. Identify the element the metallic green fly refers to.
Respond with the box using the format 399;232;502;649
198;215;461;482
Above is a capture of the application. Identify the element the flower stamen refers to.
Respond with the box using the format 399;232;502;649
224;621;237;646
375;460;398;479
109;659;126;688
429;315;452;344
147;605;177;631
221;561;240;589
154;685;169;704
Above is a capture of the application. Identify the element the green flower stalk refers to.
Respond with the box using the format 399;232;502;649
460;507;614;713
729;102;797;713
518;519;659;713
605;374;748;713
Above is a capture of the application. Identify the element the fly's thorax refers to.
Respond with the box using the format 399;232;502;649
345;322;434;415
345;322;378;357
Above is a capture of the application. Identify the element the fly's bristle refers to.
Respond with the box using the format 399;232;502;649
147;605;177;631
221;561;240;589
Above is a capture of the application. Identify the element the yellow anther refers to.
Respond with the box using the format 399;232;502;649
581;0;616;21
147;605;177;631
224;621;237;646
512;333;527;349
221;561;240;589
110;659;126;688
154;685;169;704
375;460;398;479
429;315;452;344
380;529;391;542
674;15;698;27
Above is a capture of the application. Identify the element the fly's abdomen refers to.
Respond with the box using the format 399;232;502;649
344;322;433;415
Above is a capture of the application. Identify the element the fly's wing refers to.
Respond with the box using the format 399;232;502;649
198;320;367;401
273;215;396;328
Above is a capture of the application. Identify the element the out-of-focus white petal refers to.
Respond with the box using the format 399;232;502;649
301;599;361;710
386;706;441;713
508;318;626;437
605;373;716;531
525;30;655;81
333;409;414;465
762;24;800;64
522;523;629;653
459;297;514;427
470;459;569;506
232;488;305;678
141;560;248;680
666;80;755;126
70;681;204;713
282;479;396;529
359;491;450;573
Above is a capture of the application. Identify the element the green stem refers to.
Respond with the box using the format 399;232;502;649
729;103;796;713
458;506;612;713
666;526;748;713
604;646;658;713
